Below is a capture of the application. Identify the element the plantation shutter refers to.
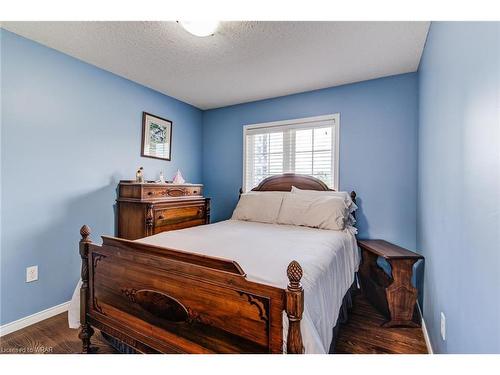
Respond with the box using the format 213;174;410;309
243;115;338;192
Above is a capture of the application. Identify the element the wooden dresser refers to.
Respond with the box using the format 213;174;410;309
117;181;210;240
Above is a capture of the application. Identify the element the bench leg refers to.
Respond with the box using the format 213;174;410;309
383;259;420;328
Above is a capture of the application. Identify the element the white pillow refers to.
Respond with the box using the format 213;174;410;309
277;193;348;231
231;191;286;224
291;186;357;223
291;186;355;209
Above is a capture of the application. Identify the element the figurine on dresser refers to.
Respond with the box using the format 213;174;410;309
117;178;210;240
135;167;145;183
158;171;165;183
172;169;185;184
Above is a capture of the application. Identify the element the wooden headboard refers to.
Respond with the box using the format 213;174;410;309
251;173;330;192
248;173;357;206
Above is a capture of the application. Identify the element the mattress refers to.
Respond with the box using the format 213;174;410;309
69;219;360;354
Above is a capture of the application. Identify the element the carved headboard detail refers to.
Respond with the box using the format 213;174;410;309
251;173;331;192
246;173;357;209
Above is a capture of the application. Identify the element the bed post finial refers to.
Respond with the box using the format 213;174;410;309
78;225;94;353
287;260;303;289
350;191;357;219
285;260;304;354
350;191;356;204
80;224;91;243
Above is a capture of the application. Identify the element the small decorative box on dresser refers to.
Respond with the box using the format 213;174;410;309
357;240;424;328
117;181;210;240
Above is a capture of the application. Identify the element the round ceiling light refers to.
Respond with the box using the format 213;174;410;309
178;21;220;37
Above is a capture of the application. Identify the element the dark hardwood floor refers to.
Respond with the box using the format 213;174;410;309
335;292;427;354
0;313;117;354
0;293;427;354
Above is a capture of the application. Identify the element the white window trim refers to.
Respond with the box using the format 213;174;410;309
242;113;340;192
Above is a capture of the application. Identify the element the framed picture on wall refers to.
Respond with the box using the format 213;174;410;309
141;112;172;161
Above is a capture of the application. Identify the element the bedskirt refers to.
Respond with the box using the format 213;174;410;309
328;282;355;353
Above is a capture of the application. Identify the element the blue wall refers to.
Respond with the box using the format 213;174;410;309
4;23;499;354
418;22;500;353
0;30;203;325
202;73;419;250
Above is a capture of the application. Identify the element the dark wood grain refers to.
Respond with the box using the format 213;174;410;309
101;236;246;275
78;225;94;353
357;240;424;328
357;240;424;260
285;261;304;354
119;181;203;200
251;173;331;192
336;292;428;354
0;293;427;354
0;313;117;354
117;181;210;240
82;226;290;353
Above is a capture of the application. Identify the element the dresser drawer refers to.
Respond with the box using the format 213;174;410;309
143;185;202;199
117;180;208;240
153;218;206;234
154;205;205;227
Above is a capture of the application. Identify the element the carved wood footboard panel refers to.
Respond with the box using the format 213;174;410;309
79;226;304;354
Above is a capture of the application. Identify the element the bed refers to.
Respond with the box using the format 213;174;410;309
70;174;359;354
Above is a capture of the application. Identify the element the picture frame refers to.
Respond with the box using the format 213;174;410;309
141;112;172;161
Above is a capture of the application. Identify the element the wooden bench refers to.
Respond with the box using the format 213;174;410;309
357;240;424;328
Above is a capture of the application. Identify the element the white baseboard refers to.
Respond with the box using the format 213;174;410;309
0;301;70;337
417;302;434;354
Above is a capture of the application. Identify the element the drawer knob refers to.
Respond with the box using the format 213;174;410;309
158;215;164;219
147;192;153;196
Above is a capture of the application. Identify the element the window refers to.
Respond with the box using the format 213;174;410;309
243;114;339;192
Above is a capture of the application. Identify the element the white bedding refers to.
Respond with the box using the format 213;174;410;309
69;219;360;354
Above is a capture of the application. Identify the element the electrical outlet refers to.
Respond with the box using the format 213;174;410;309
440;312;446;341
26;265;38;283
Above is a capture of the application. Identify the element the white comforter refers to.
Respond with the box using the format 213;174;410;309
69;220;360;354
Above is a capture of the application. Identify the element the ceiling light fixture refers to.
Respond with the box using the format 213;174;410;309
178;21;220;37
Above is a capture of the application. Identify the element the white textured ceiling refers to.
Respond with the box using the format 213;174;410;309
1;21;429;109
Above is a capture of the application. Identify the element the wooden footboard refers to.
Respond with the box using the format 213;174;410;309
78;225;304;354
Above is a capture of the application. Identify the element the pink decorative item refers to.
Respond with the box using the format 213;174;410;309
172;169;185;184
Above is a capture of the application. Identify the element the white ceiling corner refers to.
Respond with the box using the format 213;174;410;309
1;21;430;109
